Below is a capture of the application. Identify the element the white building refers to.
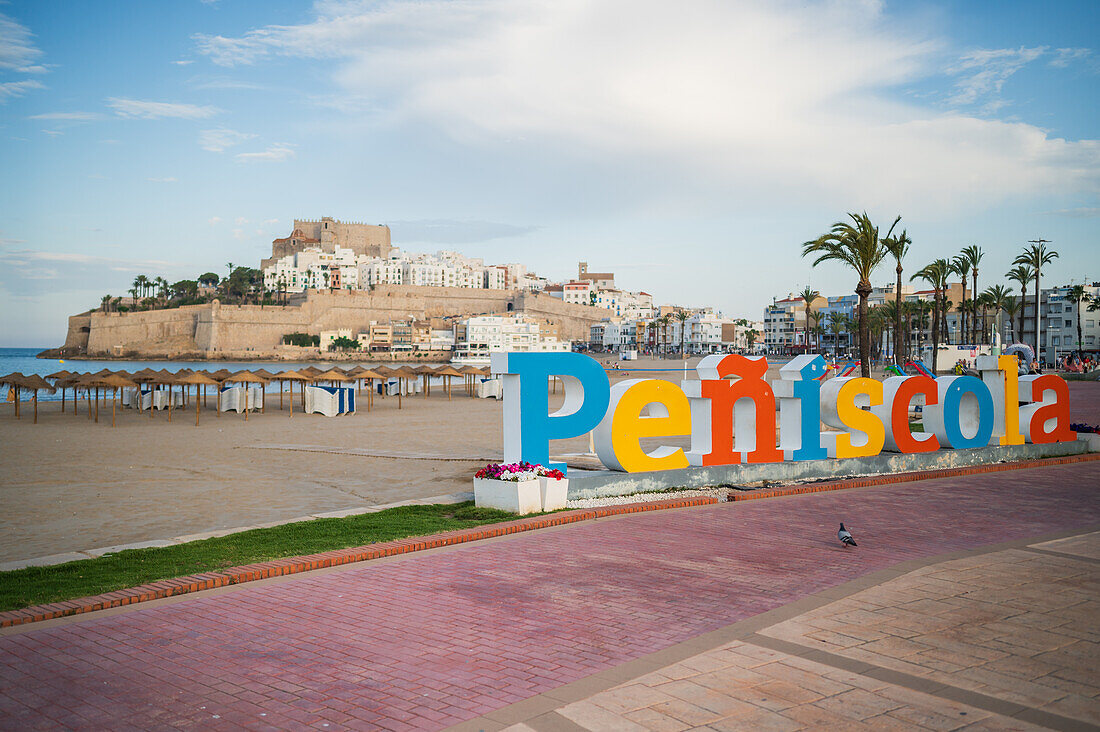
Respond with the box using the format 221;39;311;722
562;281;592;305
264;245;362;293
485;267;507;290
452;315;570;364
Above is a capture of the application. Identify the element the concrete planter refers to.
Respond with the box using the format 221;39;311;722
539;477;568;511
473;478;542;515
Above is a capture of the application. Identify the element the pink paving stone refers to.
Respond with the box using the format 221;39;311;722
1;458;1099;730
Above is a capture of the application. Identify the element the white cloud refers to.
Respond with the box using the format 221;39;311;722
234;144;294;163
235;216;249;225
171;59;195;66
107;97;220;119
0;12;42;71
41;129;62;136
189;77;266;90
146;177;178;183
194;0;1098;214
1042;207;1100;218
198;127;256;152
0;79;43;102
946;46;1045;107
28;111;102;120
8;249;176;268
208;216;222;225
1049;48;1092;68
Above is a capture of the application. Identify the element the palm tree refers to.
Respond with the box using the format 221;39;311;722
133;275;149;300
950;255;970;344
676;310;689;357
883;230;911;364
811;311;824;354
658;314;672;355
1002;296;1020;342
827;311;846;359
100;294;112;313
1013;242;1058;358
803;212;900;377
960;245;983;343
911;300;932;359
974;292;992;344
225;262;235;302
983;284;1012;345
912;258;951;373
156;277;170;307
745;328;760;352
1067;285;1088;356
797;287;820;355
1006;264;1034;345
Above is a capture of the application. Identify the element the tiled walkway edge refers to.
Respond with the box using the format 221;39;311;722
3;452;1097;629
0;496;716;628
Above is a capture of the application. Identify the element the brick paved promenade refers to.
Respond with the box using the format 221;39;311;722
2;459;1098;730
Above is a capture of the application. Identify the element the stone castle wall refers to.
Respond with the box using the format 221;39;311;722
66;286;608;359
293;218;391;258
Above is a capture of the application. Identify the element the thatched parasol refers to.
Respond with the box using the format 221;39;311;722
271;370;311;416
410;364;437;397
456;364;482;396
226;371;269;419
89;373;137;427
315;368;352;384
432;365;465;400
346;366;383;410
15;374;55;424
175;372;220;426
55;374;86;417
46;369;74;413
1;372;28;419
390;365;420;409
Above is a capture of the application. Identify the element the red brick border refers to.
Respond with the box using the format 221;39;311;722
728;452;1100;502
0;496;715;629
3;452;1096;629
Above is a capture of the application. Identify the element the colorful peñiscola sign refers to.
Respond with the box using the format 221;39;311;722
491;352;1076;474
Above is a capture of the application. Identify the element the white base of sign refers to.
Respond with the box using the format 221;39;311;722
473;478;542;515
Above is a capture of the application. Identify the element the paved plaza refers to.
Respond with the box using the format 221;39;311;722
2;458;1099;730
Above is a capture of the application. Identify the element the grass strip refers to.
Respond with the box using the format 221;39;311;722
0;502;516;612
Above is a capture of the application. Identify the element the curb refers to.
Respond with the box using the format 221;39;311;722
728;452;1100;502
0;496;716;629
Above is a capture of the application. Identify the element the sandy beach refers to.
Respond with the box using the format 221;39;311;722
2;356;1096;564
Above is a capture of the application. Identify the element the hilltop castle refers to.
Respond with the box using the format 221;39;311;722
261;217;391;270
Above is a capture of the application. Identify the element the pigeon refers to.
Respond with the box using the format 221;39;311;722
838;523;857;547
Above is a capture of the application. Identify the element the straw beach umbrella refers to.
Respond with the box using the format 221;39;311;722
371;365;398;404
227;371;268;419
1;372;28;419
271;370;310;416
12;374;54;424
25;374;55;424
433;365;465;400
316;368;353;386
347;366;383;410
90;373;137;427
390;365;419;409
175;372;221;426
412;365;437;397
46;370;72;412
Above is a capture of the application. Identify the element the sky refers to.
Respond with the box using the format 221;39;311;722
0;0;1097;347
